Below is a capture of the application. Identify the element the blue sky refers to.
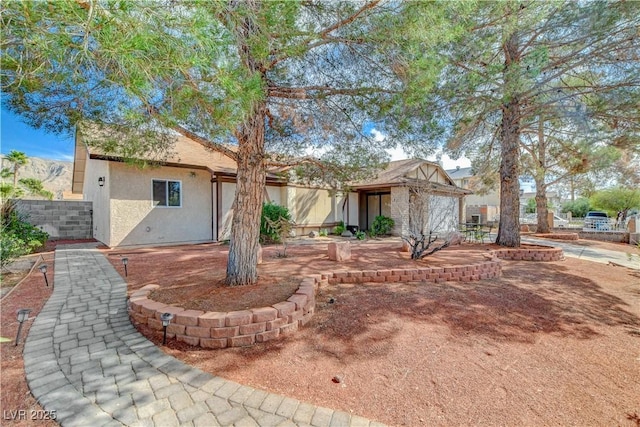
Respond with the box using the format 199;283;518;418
0;105;470;169
1;106;75;161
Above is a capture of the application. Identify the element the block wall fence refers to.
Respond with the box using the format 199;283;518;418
15;199;93;240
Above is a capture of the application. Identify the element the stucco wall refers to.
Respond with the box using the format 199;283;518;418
107;163;213;247
390;187;409;236
294;187;337;225
346;192;359;227
265;185;282;205
218;182;236;240
83;157;110;244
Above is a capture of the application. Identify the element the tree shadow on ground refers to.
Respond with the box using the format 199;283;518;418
317;262;638;343
205;261;639;372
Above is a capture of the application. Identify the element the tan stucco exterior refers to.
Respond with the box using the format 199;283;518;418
85;162;214;247
74;129;468;246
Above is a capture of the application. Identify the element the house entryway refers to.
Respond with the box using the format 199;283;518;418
359;191;391;231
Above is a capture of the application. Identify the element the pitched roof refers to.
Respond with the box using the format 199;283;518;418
352;159;471;195
445;166;473;179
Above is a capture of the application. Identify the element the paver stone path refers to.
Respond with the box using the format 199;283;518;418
23;243;383;427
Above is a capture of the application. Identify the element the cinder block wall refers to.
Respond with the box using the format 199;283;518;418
15;200;93;240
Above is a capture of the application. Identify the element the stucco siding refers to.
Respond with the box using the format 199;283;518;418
83;157;110;244
218;182;236;240
346;192;359;227
108;164;212;247
294;187;335;225
265;185;282;205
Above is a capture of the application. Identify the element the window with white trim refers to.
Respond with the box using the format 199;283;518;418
152;179;182;207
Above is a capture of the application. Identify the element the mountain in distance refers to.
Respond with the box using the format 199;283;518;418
1;155;74;200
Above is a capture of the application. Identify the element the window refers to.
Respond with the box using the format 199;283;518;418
152;179;181;207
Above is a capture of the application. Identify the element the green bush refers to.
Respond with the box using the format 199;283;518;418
334;220;346;235
561;198;591;218
1;201;48;269
260;203;292;243
355;230;366;240
370;215;394;237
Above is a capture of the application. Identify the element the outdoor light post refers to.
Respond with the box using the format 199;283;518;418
15;309;32;346
122;257;128;277
39;264;49;287
161;312;174;345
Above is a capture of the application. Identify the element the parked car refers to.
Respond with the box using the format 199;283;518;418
584;211;610;231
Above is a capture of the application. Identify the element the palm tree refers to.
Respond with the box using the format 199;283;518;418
4;150;28;188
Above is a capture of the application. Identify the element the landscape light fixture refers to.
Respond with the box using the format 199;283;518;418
39;264;49;287
98;176;105;187
122;257;128;277
160;312;174;345
15;309;32;346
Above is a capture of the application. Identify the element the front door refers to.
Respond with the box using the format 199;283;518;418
365;192;391;230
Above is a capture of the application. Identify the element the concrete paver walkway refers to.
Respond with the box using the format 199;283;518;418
24;244;384;427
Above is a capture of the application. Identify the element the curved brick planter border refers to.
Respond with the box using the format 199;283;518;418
128;260;502;349
491;246;563;261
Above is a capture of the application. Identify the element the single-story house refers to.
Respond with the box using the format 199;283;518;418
72;130;470;247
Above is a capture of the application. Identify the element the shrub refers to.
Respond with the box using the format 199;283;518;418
370;215;394;237
1;200;48;269
561;198;591;218
319;229;328;237
334;220;346;235
355;230;366;240
260;203;292;243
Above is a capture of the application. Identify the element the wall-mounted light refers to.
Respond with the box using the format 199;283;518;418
98;176;105;187
161;312;174;345
39;264;49;287
15;308;32;346
122;257;128;277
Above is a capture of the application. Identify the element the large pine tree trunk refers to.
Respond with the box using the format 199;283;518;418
225;103;266;286
495;33;521;248
534;117;550;234
535;179;550;234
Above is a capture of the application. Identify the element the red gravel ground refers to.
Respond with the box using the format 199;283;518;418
108;238;640;427
2;238;638;427
0;252;57;427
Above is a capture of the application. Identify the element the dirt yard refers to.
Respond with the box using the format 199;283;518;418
106;238;640;427
1;237;638;426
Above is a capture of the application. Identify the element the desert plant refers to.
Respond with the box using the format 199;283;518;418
1;200;48;270
260;203;292;243
370;215;394;237
263;215;296;257
401;186;460;260
334;221;346;235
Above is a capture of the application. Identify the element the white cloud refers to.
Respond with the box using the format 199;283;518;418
370;128;385;142
386;145;471;171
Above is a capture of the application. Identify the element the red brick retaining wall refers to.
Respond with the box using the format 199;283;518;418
325;261;502;285
491;246;563;261
128;274;320;348
128;260;503;349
